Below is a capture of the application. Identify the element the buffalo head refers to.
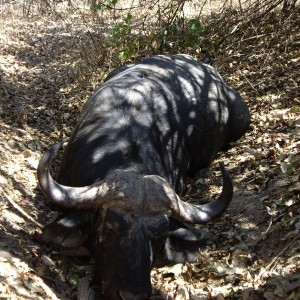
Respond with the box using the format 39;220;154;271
38;140;233;299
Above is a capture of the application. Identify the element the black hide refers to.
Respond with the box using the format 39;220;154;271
40;54;250;299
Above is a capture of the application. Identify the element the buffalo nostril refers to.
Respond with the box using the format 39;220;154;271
119;290;150;300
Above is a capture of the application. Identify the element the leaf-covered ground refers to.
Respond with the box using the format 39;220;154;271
0;2;299;299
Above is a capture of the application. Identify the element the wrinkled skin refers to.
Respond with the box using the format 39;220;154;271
42;210;206;299
94;213;205;299
39;54;250;299
93;213;153;299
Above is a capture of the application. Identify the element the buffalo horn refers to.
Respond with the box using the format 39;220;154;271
165;163;233;224
142;163;232;224
37;140;123;209
38;140;232;223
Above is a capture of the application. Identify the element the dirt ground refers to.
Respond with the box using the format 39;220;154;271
0;1;299;299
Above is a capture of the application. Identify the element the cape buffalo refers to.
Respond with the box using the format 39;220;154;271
37;54;250;299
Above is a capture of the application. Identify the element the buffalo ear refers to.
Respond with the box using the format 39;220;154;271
40;212;93;248
164;219;207;263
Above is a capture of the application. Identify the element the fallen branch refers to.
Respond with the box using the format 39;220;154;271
2;192;43;229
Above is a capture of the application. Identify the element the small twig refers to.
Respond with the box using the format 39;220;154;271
262;218;273;236
240;33;268;43
238;70;257;92
256;233;300;281
2;192;43;229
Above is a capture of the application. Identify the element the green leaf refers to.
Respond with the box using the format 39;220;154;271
185;34;202;47
125;13;132;24
188;19;199;31
188;19;202;31
281;162;293;175
95;3;102;10
69;275;80;287
119;47;134;59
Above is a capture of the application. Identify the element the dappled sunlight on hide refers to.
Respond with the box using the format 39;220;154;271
73;55;237;187
37;54;250;299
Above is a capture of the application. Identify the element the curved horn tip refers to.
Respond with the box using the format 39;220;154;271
218;161;232;184
171;162;233;224
219;162;233;189
37;137;113;209
219;161;233;194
